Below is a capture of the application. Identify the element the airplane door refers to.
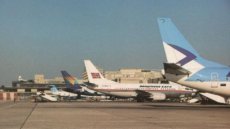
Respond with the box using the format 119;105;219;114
211;73;219;88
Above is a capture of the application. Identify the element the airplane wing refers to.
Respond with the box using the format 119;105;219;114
200;93;226;104
164;63;191;75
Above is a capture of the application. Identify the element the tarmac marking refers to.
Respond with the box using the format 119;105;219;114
20;103;37;129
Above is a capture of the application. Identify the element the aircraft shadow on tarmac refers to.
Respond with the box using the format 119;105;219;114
144;103;230;110
35;102;230;110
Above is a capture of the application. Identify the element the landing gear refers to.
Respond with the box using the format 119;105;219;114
136;97;145;102
226;98;230;105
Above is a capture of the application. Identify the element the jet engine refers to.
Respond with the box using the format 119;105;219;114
149;93;166;101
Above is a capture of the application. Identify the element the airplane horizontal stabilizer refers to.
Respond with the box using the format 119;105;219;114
164;63;191;75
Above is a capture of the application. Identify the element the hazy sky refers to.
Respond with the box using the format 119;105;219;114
0;0;230;86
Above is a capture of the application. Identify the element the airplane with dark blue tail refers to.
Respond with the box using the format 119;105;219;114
61;70;102;96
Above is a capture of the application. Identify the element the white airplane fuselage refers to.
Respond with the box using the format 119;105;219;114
165;73;230;97
52;90;78;97
89;82;193;98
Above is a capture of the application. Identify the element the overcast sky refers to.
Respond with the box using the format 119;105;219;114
0;0;230;86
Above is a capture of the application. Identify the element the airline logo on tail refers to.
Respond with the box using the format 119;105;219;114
84;60;117;84
61;71;76;86
227;72;230;77
91;73;101;79
64;75;75;86
61;71;81;91
158;18;206;74
168;44;197;66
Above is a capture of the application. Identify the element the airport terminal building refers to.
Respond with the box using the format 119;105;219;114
105;69;163;83
82;68;164;84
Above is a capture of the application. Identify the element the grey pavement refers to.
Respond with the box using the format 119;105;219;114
0;101;230;129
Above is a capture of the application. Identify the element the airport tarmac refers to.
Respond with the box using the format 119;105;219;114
0;101;230;129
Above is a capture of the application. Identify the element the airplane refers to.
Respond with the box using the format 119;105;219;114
35;91;58;102
84;60;194;102
61;70;103;96
34;85;79;102
157;18;230;104
50;85;78;99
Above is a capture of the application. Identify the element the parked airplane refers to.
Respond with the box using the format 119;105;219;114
35;91;58;102
50;85;78;99
84;60;194;102
157;18;230;104
61;70;103;96
35;85;78;102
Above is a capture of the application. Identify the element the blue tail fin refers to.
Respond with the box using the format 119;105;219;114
158;18;200;57
61;71;81;91
157;18;225;69
50;85;59;93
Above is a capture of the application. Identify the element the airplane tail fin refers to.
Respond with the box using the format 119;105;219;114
84;60;117;85
61;71;81;91
157;18;225;74
50;85;59;93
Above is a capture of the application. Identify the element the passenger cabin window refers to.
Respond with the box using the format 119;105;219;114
220;83;226;87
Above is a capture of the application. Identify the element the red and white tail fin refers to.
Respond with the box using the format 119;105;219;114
84;60;117;85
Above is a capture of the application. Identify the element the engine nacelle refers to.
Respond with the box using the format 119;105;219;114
150;93;166;101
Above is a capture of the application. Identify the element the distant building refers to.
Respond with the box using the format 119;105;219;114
11;74;65;93
45;77;64;84
82;68;164;84
34;74;64;84
105;69;163;84
34;74;45;84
